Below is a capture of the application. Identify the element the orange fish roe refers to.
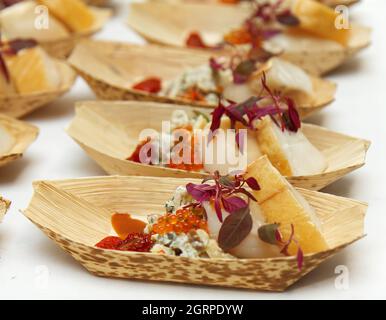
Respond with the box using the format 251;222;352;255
152;207;208;235
168;133;203;172
127;137;151;163
223;27;252;45
180;86;206;102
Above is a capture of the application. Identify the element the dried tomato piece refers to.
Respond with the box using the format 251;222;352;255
117;233;154;252
95;236;122;250
132;77;162;93
96;233;154;252
185;32;208;49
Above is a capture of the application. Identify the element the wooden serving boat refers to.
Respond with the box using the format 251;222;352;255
0;58;76;118
38;6;112;59
170;0;360;8
0;197;10;222
127;1;371;75
66;100;370;191
0;114;39;168
23;175;367;291
68;40;336;118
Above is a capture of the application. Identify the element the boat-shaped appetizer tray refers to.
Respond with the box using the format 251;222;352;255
83;0;109;6
127;1;371;75
0;59;76;118
171;0;360;7
23;175;367;291
0;114;39;168
0;197;10;222
68;40;336;118
67;101;370;191
39;6;111;59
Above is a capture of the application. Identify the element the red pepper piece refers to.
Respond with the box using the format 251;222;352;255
132;77;162;93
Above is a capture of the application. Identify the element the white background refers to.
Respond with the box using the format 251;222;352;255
0;0;385;300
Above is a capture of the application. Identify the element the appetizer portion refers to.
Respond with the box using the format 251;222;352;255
179;0;359;6
0;197;10;222
186;0;351;47
24;174;367;290
0;114;39;168
154;56;316;106
96;156;329;266
0;0;111;57
128;0;370;74
68;40;336;117
0;0;104;38
128;76;328;178
0;39;63;96
68;100;369;190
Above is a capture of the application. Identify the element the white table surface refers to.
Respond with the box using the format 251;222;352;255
0;0;385;300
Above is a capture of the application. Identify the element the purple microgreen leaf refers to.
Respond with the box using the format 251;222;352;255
286;97;301;132
261;29;282;40
232;59;256;84
245;177;260;190
275;228;283;243
209;57;224;71
0;54;10;83
7;39;37;54
218;206;253;251
222;196;248;213
276;10;300;26
235;130;246;154
186;183;215;202
214;197;223;223
233;188;257;202
0;0;23;8
297;247;304;271
208;103;226;142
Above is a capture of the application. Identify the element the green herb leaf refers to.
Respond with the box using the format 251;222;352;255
219;175;234;187
193;110;210;122
258;223;280;245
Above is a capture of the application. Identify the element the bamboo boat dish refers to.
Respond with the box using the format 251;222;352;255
82;0;109;6
67;100;369;191
0;0;112;59
0;40;76;118
0;197;10;222
23;172;367;291
173;0;360;8
0;114;39;168
127;0;371;75
68;40;336;118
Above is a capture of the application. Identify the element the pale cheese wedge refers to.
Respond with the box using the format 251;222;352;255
0;197;11;223
245;155;329;254
255;116;327;176
291;0;351;46
0;124;15;155
0;68;16;96
0;1;70;41
3;46;61;94
37;0;95;32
